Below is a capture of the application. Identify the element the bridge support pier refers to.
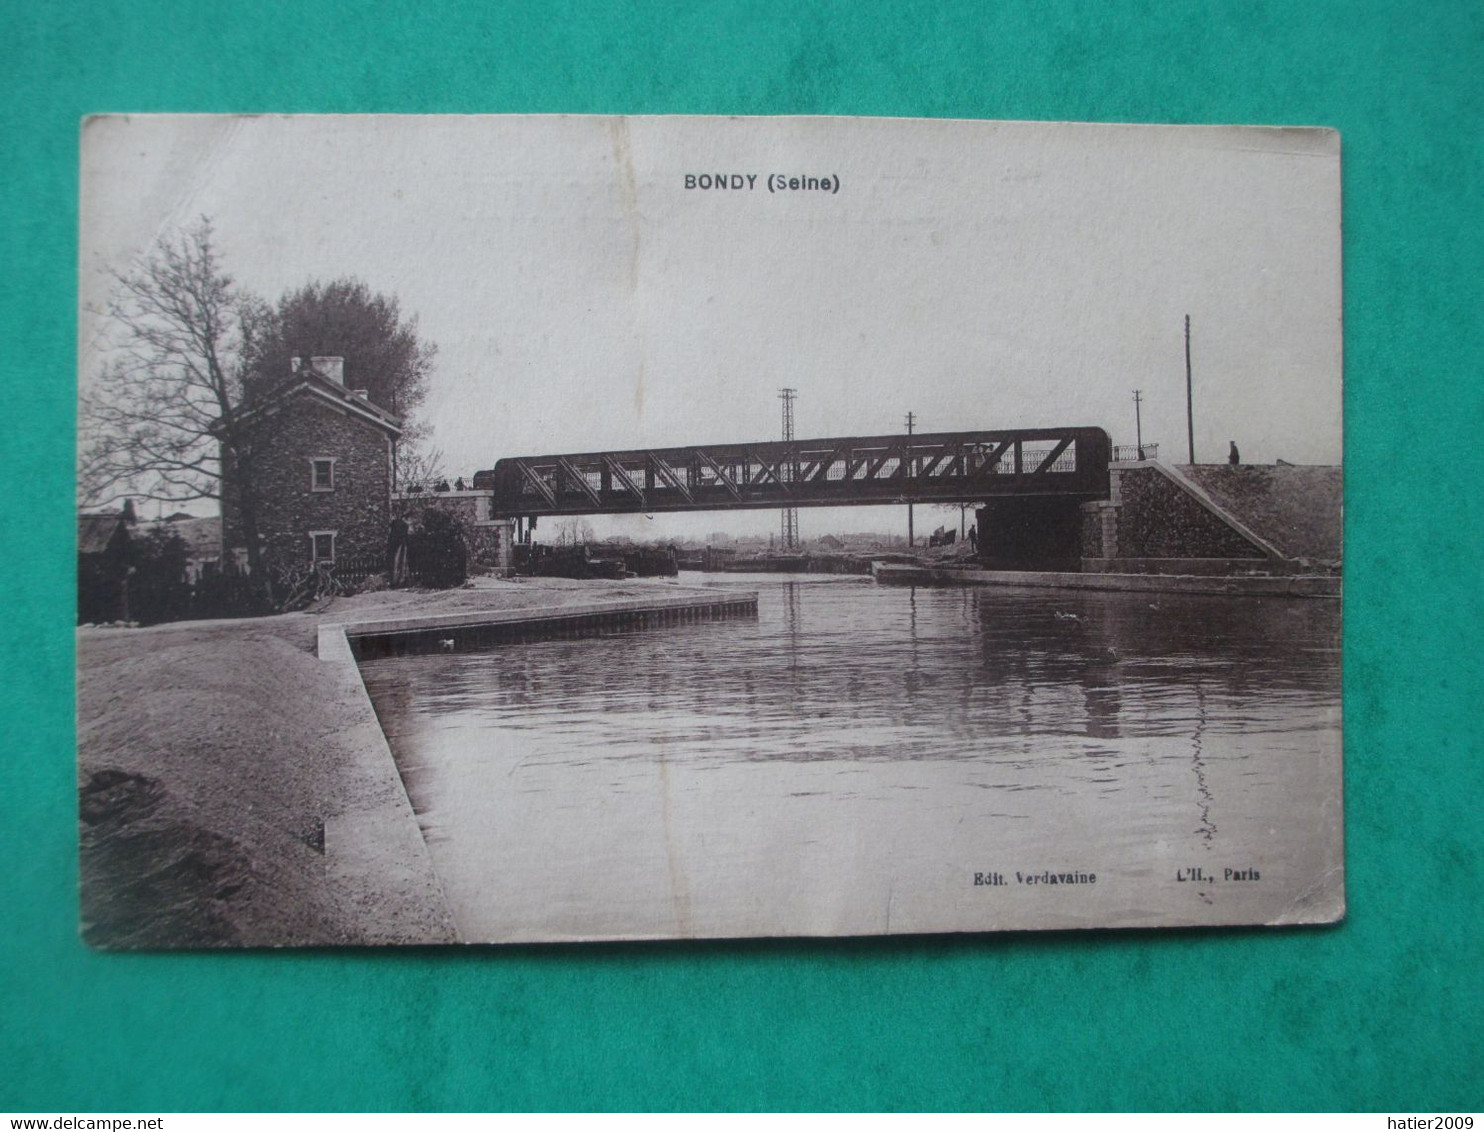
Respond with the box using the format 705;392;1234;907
975;498;1086;572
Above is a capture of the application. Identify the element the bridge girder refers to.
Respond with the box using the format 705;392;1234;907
472;427;1111;518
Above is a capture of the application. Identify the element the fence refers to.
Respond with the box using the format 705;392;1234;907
107;547;458;625
1112;443;1159;462
299;543;465;594
80;522;475;626
330;552;385;589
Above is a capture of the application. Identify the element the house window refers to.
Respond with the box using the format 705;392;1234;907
310;531;336;563
311;458;336;492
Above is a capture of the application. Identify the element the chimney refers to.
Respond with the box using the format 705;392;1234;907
290;356;303;374
310;356;345;385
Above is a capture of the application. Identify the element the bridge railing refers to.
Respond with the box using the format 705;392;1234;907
1002;443;1078;475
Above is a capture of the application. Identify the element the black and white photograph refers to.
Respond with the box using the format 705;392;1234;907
76;115;1344;947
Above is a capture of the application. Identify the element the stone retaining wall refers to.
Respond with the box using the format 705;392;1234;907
1108;465;1267;560
393;490;513;570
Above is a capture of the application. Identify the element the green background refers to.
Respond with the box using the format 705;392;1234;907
4;0;1480;1112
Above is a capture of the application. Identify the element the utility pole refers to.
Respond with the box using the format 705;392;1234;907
1184;314;1195;465
779;387;798;550
905;410;916;548
1133;388;1144;459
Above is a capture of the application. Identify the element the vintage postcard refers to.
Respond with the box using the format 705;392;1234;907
76;115;1343;947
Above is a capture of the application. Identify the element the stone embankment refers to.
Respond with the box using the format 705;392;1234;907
1081;461;1343;576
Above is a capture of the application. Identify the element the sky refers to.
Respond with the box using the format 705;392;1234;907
79;115;1342;539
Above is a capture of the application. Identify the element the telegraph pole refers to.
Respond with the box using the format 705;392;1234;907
1184;314;1195;465
779;387;798;550
1133;388;1144;459
905;410;916;547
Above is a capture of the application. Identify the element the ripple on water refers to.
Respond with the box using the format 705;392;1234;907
359;574;1342;939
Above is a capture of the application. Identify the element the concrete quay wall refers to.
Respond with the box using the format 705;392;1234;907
314;623;461;944
327;591;758;651
874;564;1339;598
314;589;759;942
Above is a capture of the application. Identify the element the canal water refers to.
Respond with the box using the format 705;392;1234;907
358;575;1343;941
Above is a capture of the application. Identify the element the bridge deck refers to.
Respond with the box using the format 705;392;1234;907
472;428;1111;518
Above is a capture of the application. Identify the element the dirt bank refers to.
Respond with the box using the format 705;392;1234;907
77;575;711;948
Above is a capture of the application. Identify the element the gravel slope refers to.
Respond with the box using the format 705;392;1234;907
76;575;709;948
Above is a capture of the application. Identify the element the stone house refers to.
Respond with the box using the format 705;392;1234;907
217;356;401;572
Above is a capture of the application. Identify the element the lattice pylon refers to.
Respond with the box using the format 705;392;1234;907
779;388;798;550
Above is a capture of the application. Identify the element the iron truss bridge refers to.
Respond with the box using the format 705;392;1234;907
472;427;1112;518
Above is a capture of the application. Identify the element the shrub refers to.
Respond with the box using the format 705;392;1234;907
130;529;193;625
407;508;468;588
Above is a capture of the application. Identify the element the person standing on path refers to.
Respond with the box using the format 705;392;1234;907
387;516;410;585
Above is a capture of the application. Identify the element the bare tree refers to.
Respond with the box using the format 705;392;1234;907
554;517;595;546
79;218;275;577
395;443;446;492
81;217;444;587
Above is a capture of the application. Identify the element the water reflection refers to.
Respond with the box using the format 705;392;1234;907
359;575;1342;940
1190;680;1216;844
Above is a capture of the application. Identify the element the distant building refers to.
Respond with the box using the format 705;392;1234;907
815;534;844;551
840;532;899;550
77;506;134;623
216;357;402;572
138;515;222;583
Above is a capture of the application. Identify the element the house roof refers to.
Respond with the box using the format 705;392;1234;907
139;515;222;559
211;370;402;438
78;513;128;556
